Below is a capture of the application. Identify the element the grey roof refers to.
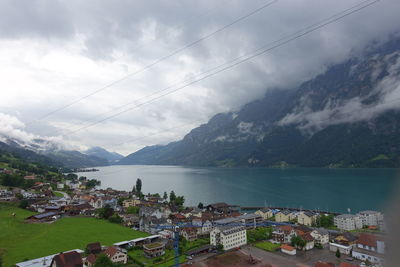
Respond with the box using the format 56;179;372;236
336;214;358;219
214;217;240;225
315;228;329;235
31;212;58;219
358;210;381;215
238;213;262;220
302;211;316;217
221;226;246;235
280;210;292;215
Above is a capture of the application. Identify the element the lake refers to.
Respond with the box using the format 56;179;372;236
75;165;400;213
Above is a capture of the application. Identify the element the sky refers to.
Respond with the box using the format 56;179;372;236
0;0;399;155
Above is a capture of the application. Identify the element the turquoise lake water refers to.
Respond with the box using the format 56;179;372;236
76;165;400;213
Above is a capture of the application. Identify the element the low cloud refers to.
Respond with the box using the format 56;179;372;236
279;51;400;133
0;113;80;151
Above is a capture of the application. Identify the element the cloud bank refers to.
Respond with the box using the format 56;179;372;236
0;0;399;154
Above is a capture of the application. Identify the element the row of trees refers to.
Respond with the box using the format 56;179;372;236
131;178;185;208
96;204;123;224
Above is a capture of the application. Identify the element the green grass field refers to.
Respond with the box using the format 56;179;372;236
254;241;280;252
52;191;65;197
0;203;148;266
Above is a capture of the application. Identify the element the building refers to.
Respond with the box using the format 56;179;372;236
104;246;128;264
210;226;247;251
192;218;213;235
310;228;330;246
143;242;165;258
280;244;296;255
180;227;198;241
271;225;297;244
275;210;295;222
26;212;59;222
86;242;102;255
238;213;263;229
255;208;273;220
356;210;383;227
16;250;84;267
50;251;83;267
329;243;353;255
206;202;230;214
352;233;385;264
299;232;315;250
334;214;363;231
122;198;141;208
334;232;358;246
297;211;318;226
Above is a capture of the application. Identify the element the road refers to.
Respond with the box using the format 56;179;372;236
54;191;70;199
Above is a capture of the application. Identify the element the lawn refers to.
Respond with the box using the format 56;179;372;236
254;241;280;252
128;249;185;267
126;237;209;267
53;191;65;197
0;203;148;266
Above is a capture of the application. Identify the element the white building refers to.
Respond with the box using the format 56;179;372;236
210;226;247;251
352;233;385;264
310;228;330;246
357;210;383;227
334;214;363;231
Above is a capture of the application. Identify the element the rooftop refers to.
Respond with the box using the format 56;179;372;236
143;242;164;250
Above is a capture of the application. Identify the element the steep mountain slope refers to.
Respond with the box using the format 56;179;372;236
119;37;400;168
84;146;123;163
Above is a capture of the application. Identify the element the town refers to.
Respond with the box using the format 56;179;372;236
0;164;386;267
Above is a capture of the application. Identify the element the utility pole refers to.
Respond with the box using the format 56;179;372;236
173;225;180;267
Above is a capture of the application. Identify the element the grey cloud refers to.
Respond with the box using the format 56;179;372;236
279;51;400;133
1;0;400;154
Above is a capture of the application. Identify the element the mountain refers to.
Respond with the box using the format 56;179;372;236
118;37;400;168
0;139;108;169
84;146;124;163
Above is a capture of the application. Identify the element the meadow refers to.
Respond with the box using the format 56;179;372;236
0;204;148;266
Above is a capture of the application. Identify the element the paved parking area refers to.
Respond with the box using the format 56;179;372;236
186;245;364;267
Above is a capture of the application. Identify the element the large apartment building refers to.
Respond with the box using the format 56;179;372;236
210;226;247;251
334;214;363;231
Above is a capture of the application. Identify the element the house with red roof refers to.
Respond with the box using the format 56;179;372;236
50;251;83;267
352;233;385;264
280;244;296;255
104;246;128;264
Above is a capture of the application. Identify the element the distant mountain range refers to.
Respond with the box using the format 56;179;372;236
118;37;400;168
84;146;123;163
0;138;119;169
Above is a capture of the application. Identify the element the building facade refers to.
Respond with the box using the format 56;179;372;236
334;214;362;231
210;226;247;251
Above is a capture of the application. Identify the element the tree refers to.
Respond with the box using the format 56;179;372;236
163;191;168;201
108;214;123;224
198;202;204;209
335;248;341;259
93;253;113;267
291;236;306;249
127;206;139;214
0;255;2;267
136;178;142;193
19;200;29;209
96;204;114;219
175;196;185;207
169;190;176;203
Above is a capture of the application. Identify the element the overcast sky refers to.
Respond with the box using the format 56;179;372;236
0;0;399;155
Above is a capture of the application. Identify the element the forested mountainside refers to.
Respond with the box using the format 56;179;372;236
119;37;400;168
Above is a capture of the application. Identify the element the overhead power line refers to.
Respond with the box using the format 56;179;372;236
28;0;278;124
61;0;379;137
